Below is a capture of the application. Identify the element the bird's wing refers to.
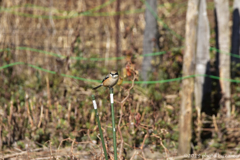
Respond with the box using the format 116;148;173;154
102;74;109;82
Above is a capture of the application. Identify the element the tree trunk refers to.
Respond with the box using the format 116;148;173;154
195;0;210;112
141;0;159;81
178;0;199;155
195;0;210;147
214;0;231;117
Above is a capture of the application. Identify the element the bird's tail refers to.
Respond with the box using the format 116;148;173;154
93;84;102;90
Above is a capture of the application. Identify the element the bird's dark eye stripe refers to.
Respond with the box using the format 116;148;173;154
110;72;118;75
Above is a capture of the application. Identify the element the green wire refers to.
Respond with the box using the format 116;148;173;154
0;1;175;18
0;1;238;84
1;62;240;84
0;62;25;69
1;46;239;62
0;0;116;19
140;0;184;40
0;1;226;57
0;47;169;61
16;47;63;58
0;6;144;18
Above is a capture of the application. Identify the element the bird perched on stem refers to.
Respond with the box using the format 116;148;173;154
93;71;119;90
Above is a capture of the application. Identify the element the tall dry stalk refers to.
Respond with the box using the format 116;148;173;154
117;70;136;159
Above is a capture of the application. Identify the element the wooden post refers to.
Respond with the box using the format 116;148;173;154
214;0;231;117
178;0;199;155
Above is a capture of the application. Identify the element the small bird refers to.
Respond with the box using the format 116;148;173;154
93;71;119;90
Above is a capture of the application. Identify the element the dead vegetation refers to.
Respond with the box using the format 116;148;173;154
0;0;240;159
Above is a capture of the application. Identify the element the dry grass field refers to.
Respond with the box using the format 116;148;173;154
1;0;240;159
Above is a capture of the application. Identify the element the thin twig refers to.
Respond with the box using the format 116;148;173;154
152;134;169;158
8;100;13;125
140;134;148;150
212;115;219;132
130;150;138;160
38;105;44;128
68;102;71;123
26;95;34;127
49;141;53;159
87;129;98;155
46;76;51;120
71;138;75;159
118;71;136;159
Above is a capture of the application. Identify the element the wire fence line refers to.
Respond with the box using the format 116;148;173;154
0;1;182;18
0;6;145;18
1;62;240;84
0;46;168;60
0;0;117;19
1;1;239;84
0;0;182;39
1;46;239;61
1;1;236;60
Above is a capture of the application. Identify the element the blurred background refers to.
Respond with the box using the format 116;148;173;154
0;0;240;159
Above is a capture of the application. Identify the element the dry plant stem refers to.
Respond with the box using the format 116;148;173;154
138;153;147;160
87;130;98;155
38;105;44;128
46;76;51;120
197;107;202;148
160;139;169;157
2;148;45;159
139;134;148;160
26;99;34;127
152;134;169;157
43;140;51;149
8;100;13;125
57;138;100;153
212;115;219;132
27;147;30;160
49;141;53;159
140;134;148;150
58;138;69;150
117;72;136;159
7;101;13;146
68;102;71;122
71;139;75;159
35;156;62;160
130;150;138;160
